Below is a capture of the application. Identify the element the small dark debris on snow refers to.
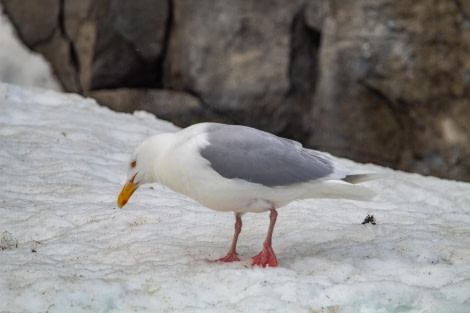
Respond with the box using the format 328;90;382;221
362;214;376;225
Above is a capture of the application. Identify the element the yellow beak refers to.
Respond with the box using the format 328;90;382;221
117;178;138;208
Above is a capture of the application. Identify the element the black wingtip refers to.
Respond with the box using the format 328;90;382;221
342;173;382;184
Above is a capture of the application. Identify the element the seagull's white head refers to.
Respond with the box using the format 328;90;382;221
117;133;173;208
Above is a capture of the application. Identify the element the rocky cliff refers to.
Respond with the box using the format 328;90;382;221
3;0;469;181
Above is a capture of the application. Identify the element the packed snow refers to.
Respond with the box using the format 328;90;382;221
1;82;469;312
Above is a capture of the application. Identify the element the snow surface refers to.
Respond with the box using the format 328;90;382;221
1;82;470;313
0;6;61;91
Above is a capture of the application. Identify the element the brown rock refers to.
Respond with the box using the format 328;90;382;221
164;0;305;133
309;0;470;180
34;31;80;92
2;0;59;45
2;0;169;92
89;88;206;127
305;0;329;30
91;0;169;89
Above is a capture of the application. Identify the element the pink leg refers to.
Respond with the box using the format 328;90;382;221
252;209;278;267
209;213;242;263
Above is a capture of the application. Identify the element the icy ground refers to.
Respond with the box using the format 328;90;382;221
1;83;469;313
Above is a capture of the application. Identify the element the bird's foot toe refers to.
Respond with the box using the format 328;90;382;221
207;251;240;263
252;244;278;267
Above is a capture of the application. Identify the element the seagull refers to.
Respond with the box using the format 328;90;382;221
117;122;377;267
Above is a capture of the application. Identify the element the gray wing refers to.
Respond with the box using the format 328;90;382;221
199;124;334;187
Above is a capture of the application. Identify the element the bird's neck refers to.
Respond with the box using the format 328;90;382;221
147;132;178;183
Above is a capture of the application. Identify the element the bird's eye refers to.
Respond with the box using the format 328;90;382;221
131;161;137;168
